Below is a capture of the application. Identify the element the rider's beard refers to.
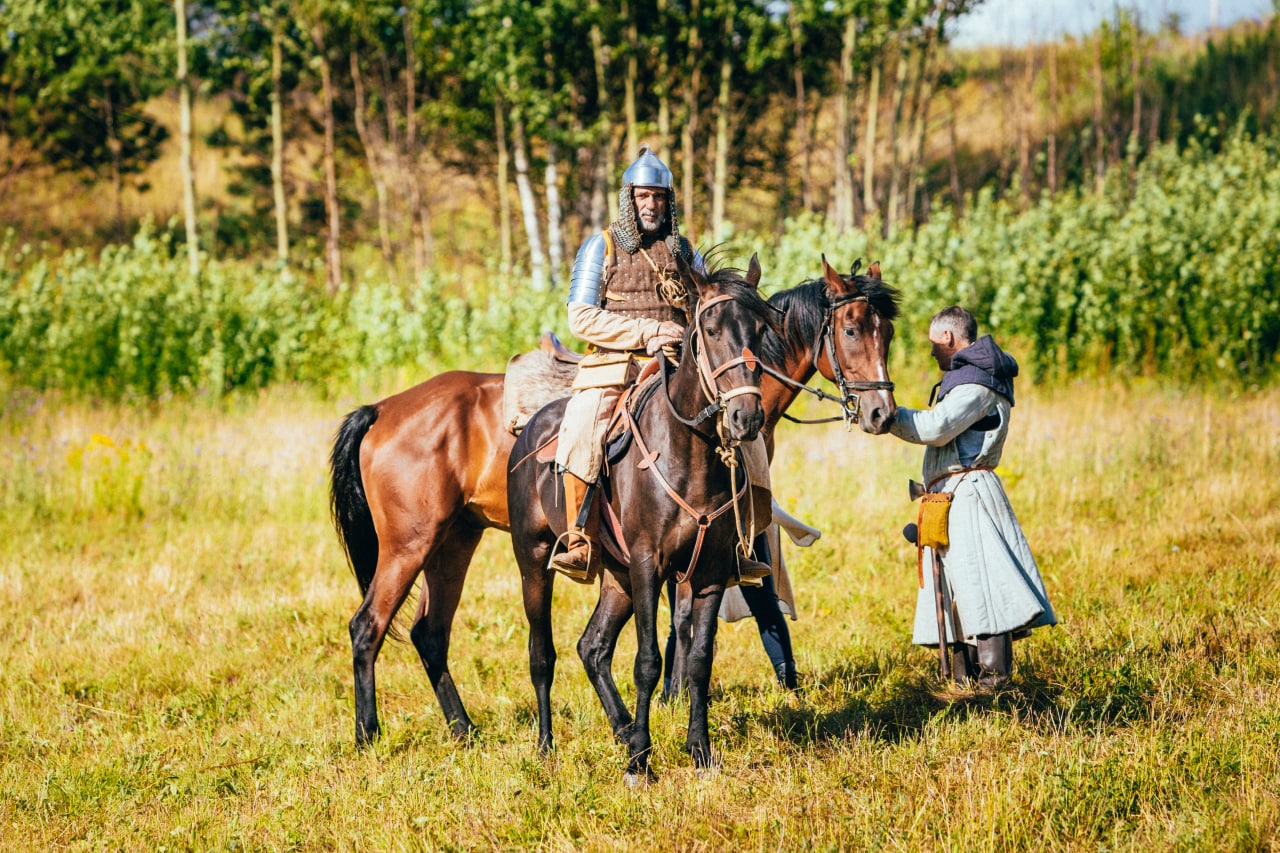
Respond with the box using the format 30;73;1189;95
638;211;665;234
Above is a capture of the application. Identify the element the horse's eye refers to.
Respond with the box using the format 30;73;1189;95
843;327;858;339
705;326;719;338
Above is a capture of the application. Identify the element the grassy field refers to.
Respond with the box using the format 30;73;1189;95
1;377;1277;851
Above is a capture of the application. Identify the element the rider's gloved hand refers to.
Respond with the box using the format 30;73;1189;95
645;321;684;355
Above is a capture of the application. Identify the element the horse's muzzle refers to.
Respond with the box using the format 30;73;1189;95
858;390;897;435
724;396;765;442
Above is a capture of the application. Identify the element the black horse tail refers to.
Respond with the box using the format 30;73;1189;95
330;404;380;596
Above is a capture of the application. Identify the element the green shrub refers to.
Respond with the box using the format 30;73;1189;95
2;124;1277;399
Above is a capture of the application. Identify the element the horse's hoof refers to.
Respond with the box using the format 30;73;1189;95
695;763;721;781
623;769;656;788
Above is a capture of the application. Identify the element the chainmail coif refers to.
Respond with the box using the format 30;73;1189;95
609;185;693;263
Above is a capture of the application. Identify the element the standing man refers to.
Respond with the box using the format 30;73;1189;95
550;145;697;582
887;306;1055;687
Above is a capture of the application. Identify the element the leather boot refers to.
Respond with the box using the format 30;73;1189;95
949;643;978;686
734;553;771;588
774;660;799;691
548;473;598;584
975;632;1012;688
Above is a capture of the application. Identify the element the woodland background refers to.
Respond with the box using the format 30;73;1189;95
1;0;1279;393
3;4;1280;849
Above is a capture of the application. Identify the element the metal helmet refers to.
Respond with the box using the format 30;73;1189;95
621;144;673;190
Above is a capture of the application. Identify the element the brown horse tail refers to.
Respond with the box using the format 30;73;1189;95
330;404;380;594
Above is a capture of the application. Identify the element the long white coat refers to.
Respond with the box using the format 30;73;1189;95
890;384;1056;645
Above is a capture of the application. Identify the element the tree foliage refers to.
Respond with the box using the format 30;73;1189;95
0;0;173;181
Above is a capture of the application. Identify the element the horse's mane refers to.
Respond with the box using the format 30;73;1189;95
690;264;781;327
757;273;900;368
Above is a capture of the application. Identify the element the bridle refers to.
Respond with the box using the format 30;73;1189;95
661;292;762;438
759;290;895;430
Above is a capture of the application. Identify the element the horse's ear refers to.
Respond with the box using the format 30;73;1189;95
675;252;704;304
745;253;762;289
869;260;881;280
822;255;849;295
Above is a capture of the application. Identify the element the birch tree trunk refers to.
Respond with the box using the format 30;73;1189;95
710;7;733;242
175;0;199;278
544;37;564;282
495;98;513;277
831;15;857;233
1018;43;1034;204
545;143;564;285
590;10;617;223
862;58;880;221
946;86;963;214
511;105;547;291
883;43;910;236
271;30;289;264
623;0;639;158
656;0;672;162
312;23;342;293
350;55;392;267
680;0;702;243
789;4;813;212
906;59;936;224
403;8;433;278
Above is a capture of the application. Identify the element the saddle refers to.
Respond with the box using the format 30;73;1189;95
531;358;663;468
503;333;580;434
530;360;667;568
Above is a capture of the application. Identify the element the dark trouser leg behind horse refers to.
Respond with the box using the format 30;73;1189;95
739;575;798;690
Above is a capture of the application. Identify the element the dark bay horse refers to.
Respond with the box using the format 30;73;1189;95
506;256;899;781
329;256;898;747
507;256;779;780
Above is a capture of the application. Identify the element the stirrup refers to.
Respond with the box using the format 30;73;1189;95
547;530;596;584
735;556;770;588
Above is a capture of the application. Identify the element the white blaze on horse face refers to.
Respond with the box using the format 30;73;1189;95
871;313;891;382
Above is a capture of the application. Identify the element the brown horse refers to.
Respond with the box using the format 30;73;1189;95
329;256;898;747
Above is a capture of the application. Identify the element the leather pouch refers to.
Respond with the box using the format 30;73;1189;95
571;351;640;390
916;491;953;550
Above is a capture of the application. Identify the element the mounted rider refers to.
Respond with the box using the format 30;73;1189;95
551;145;771;586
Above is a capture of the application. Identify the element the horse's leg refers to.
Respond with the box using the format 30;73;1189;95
349;546;427;747
625;565;664;784
409;524;483;741
516;540;558;754
683;580;727;771
664;578;694;701
577;570;636;742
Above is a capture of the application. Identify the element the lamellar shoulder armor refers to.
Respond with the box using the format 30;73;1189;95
567;233;607;307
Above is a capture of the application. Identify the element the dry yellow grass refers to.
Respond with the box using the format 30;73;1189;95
0;378;1277;849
